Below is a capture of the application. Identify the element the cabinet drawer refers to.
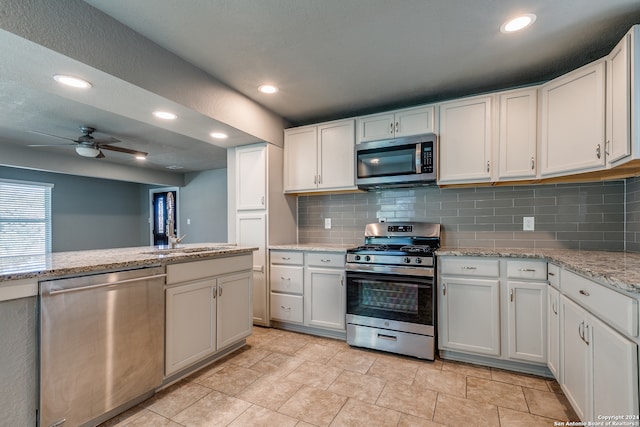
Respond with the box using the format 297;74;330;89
270;265;303;294
270;293;303;323
562;270;638;337
270;251;304;265
440;257;499;277
306;252;345;268
506;260;547;280
167;255;252;284
547;263;560;287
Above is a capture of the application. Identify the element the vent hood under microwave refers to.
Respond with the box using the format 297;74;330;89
355;133;437;190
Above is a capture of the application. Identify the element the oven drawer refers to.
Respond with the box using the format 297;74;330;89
270;265;303;294
440;257;499;277
270;293;303;323
506;260;547;280
270;251;304;265
562;270;638;337
307;252;345;268
346;323;434;360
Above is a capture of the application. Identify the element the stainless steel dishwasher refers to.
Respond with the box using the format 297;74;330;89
39;266;166;427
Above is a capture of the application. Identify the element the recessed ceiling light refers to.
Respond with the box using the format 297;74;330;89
210;132;228;139
166;165;184;170
53;74;93;89
501;13;536;33
258;84;278;94
153;111;177;120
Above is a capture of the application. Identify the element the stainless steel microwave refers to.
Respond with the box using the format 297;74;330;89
355;133;437;189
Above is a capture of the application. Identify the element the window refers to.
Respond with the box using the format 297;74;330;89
0;179;53;257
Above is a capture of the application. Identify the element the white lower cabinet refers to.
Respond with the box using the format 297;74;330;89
439;276;501;356
507;281;547;364
270;249;346;334
547;285;561;378
561;294;639;421
165;256;253;377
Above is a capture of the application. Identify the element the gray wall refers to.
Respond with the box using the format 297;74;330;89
180;169;228;244
298;181;625;251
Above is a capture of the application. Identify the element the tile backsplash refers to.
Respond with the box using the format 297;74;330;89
626;177;640;252
297;180;626;250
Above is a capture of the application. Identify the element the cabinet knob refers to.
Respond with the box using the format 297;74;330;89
579;289;590;296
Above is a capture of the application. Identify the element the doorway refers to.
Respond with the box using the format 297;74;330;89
150;188;178;246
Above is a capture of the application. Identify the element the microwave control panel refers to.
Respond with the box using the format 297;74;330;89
421;142;434;173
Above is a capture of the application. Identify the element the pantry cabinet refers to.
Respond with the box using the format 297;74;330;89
284;119;356;193
540;60;606;177
236;144;266;210
356;105;435;143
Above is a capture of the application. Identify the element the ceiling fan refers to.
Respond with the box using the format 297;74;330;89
28;126;148;159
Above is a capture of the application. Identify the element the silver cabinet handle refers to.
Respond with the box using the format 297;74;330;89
548;272;555;276
519;268;537;272
531;157;535;170
280;305;291;312
389;122;394;134
280;276;291;281
442;283;447;296
584;324;590;345
596;144;601;159
579;290;590;296
219;286;222;297
318;175;321;184
578;322;584;341
314;175;317;184
487;161;490;172
395;121;399;133
552;300;558;315
261;196;265;206
461;266;477;270
213;286;216;299
48;273;167;295
320;259;331;263
605;140;610;156
282;257;291;260
509;289;514;302
341;277;344;286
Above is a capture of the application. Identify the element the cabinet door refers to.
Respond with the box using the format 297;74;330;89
304;267;346;331
217;272;252;349
165;279;216;375
318;120;356;190
237;213;268;325
547;286;561;379
284;126;318;191
438;96;493;184
507;281;547;363
394;106;435;138
357;112;394;142
560;296;591;421
236;144;266;210
591;314;639;418
541;61;606;176
439;276;500;356
498;88;538;180
606;30;632;165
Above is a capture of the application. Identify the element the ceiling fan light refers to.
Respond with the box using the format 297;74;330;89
75;145;100;157
152;111;177;120
53;75;93;89
501;14;536;33
135;154;147;160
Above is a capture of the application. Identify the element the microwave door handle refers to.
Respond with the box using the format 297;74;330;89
415;144;421;173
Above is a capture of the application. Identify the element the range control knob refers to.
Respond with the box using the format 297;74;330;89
354;255;361;261
404;257;412;264
415;258;423;264
365;255;371;262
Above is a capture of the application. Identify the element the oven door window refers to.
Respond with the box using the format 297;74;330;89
347;272;433;325
357;146;416;178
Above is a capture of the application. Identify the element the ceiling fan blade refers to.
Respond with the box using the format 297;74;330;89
93;136;121;144
27;143;77;147
100;144;148;158
28;130;79;143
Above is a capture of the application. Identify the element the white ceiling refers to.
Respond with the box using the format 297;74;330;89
2;0;640;179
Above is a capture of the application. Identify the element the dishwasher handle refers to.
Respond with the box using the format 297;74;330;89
47;273;167;296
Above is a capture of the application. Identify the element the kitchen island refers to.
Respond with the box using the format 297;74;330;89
0;243;257;427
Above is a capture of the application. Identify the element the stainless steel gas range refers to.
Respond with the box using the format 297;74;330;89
345;222;440;360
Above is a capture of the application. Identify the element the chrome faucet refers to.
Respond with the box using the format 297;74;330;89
166;192;185;248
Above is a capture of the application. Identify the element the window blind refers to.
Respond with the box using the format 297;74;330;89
0;179;53;257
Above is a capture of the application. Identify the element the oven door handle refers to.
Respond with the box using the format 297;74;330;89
345;263;434;277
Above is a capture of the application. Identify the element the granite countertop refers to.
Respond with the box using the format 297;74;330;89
269;243;354;252
0;243;258;283
438;247;640;294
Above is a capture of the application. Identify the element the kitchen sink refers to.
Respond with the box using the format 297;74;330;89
141;246;233;255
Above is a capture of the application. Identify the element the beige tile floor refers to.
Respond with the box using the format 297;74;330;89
101;326;578;427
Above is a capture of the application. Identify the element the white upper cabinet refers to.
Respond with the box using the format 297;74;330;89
438;95;493;184
284;119;355;193
606;26;634;165
357;105;434;143
498;88;538;180
236;144;267;210
540;60;606;177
